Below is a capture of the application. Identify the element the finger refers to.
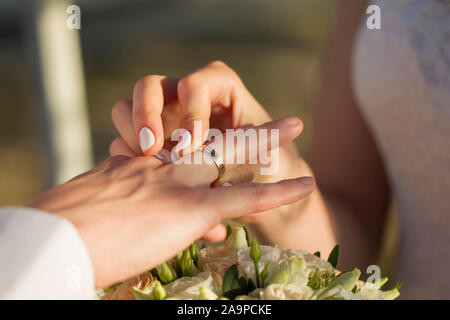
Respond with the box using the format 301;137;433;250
109;137;138;157
111;100;141;154
177;61;242;153
201;224;227;242
132;76;178;155
177;75;211;153
217;116;303;173
205;176;315;221
172;117;303;187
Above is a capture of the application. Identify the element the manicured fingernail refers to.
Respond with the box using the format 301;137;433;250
222;182;232;187
298;176;314;185
139;127;155;153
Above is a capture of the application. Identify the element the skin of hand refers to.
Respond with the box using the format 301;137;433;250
110;61;311;240
29;118;315;288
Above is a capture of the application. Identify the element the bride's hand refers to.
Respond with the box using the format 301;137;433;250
110;62;307;221
111;61;273;157
30;118;314;288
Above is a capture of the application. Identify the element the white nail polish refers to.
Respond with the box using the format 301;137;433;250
139;127;155;153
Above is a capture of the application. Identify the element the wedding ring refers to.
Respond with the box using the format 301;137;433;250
153;148;172;164
202;145;225;178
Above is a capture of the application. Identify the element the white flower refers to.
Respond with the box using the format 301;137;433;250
164;272;220;300
240;284;313;300
356;282;385;300
281;248;334;274
198;246;237;277
236;245;282;283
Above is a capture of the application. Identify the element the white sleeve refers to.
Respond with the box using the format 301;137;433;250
0;207;95;299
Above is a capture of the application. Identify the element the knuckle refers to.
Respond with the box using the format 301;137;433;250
109;154;130;163
111;99;131;121
207;60;228;69
133;103;152;120
158;163;177;179
178;73;204;92
129;156;155;169
134;75;164;92
101;154;130;171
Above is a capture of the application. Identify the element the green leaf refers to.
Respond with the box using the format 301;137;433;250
250;238;262;287
373;276;388;289
222;264;248;299
313;251;321;258
327;244;340;268
156;262;177;284
260;263;269;288
189;242;199;267
180;248;197;277
243;226;250;246
152;281;166;300
250;238;261;261
247;278;256;292
329;267;360;291
132;287;154;300
172;252;183;276
307;270;321;290
383;282;402;300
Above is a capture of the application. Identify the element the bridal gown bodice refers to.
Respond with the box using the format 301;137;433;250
353;0;450;299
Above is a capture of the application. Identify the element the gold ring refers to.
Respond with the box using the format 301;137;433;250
202;145;225;179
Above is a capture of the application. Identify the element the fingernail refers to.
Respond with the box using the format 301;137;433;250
222;182;232;187
298;176;314;185
139;127;155;153
286;117;301;126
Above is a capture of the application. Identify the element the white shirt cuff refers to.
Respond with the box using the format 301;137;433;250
0;207;95;299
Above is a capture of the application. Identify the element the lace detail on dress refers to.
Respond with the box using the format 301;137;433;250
353;0;450;299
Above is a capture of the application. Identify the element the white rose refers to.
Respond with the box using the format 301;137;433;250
164;272;220;300
249;284;313;300
198;246;237;277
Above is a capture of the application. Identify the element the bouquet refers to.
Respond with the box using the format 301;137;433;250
100;226;400;300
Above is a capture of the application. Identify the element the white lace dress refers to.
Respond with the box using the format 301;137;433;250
353;0;450;299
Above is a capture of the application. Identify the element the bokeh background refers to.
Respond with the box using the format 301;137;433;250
0;0;336;205
0;0;397;275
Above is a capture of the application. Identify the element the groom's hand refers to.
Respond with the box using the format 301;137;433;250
109;62;310;237
29;118;314;288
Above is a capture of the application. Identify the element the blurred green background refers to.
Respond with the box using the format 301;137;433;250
0;0;337;206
